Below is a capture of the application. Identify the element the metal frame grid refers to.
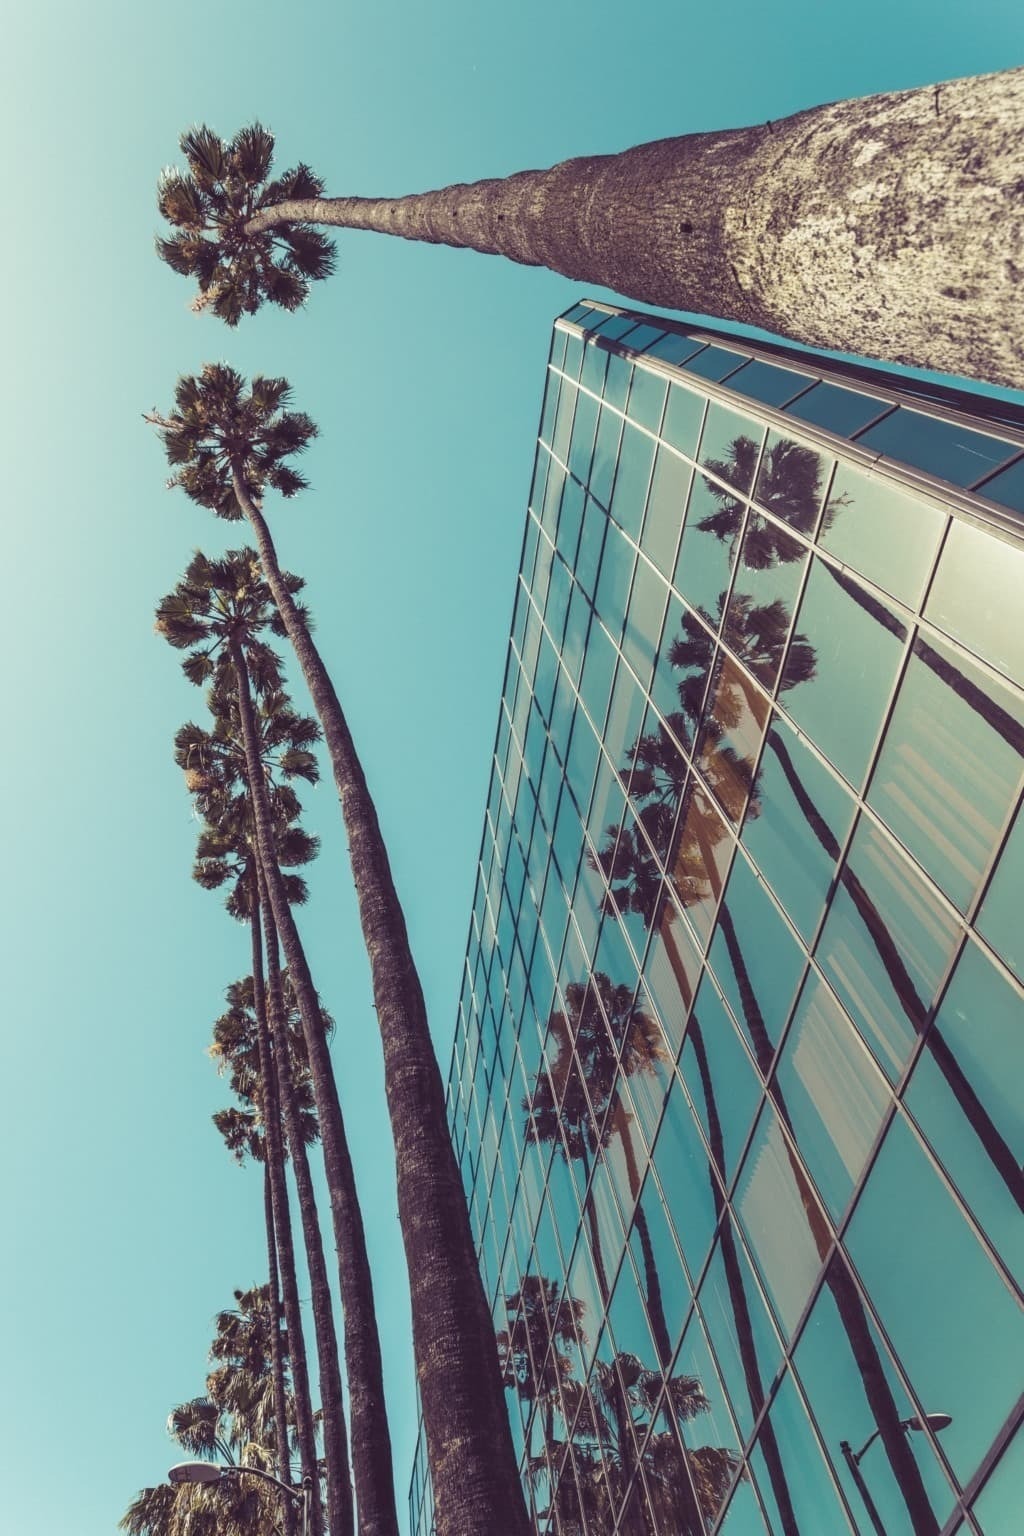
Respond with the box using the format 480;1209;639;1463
409;310;1024;1536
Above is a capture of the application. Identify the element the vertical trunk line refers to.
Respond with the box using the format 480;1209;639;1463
235;478;530;1536
260;874;355;1536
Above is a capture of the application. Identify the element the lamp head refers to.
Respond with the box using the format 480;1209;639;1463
904;1413;953;1434
168;1462;224;1486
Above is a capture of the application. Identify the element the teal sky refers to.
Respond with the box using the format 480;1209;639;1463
1;4;1021;1532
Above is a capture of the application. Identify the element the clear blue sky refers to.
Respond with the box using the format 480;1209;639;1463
1;3;1020;1532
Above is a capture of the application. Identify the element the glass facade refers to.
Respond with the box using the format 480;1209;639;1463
409;304;1024;1536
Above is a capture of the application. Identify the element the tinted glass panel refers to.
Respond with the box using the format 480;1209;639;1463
972;1424;1024;1535
697;1216;783;1442
754;1371;855;1535
627;366;669;433
683;344;749;381
846;1113;1023;1488
726;358;815;407
735;1103;829;1339
661;381;706;459
707;851;805;1067
773;971;891;1220
907;941;1024;1279
753;431;832;534
642;445;691;579
925;516;1024;682
817;816;962;1081
698;403;765;492
868;634;1024;911
976;452;1024;514
681;975;761;1184
786;381;890;436
794;1256;956;1533
675;473;745;625
742;714;856;943
724;515;808;691
857;408;1015;487
820;464;947;607
977;800;1024;981
610;420;657;540
697;651;771;827
783;558;908;789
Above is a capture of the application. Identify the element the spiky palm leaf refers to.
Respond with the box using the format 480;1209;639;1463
157;125;336;323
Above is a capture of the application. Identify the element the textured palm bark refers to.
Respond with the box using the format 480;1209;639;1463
258;874;354;1536
262;1163;297;1536
239;850;323;1532
244;70;1024;387
230;635;399;1536
233;476;532;1536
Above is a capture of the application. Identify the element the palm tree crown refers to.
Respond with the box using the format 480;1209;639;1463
147;365;317;518
157;125;336;324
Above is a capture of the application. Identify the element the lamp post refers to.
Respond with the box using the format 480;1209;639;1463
839;1414;952;1536
168;1461;312;1536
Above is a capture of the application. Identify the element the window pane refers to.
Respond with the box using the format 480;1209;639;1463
856;408;1016;487
723;515;808;691
697;650;771;827
675;473;745;626
642;445;691;580
652;1077;720;1277
753;1372;856;1535
846;1113;1023;1488
868;634;1024;911
680;975;761;1184
972;1424;1024;1535
773;972;891;1221
735;1103;830;1339
707;853;805;1067
794;1256;956;1533
627;366;669;434
697;1215;784;1442
816;817;962;1081
925;517;1024;682
906;941;1024;1279
753;431;832;534
698;403;765;492
819;464;947;607
977;800;1024;982
783;559;908;789
742;714;857;943
726;358;815;408
786;381;890;436
610;419;657;540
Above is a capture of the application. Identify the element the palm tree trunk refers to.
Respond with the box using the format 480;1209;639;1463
232;483;532;1536
242;70;1024;388
229;635;399;1536
258;873;355;1536
263;1139;297;1536
246;870;323;1531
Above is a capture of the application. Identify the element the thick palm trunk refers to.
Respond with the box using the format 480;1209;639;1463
229;635;400;1536
233;480;532;1536
258;873;355;1536
244;69;1024;387
245;876;323;1531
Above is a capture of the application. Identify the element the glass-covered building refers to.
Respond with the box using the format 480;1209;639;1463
408;304;1024;1536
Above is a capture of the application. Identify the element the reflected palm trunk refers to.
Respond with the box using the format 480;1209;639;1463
688;1016;799;1536
716;828;939;1534
764;729;1022;1209
611;1098;673;1370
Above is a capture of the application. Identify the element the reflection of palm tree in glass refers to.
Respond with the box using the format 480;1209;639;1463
523;975;674;1364
702;436;1020;1211
599;439;945;1530
497;1274;740;1536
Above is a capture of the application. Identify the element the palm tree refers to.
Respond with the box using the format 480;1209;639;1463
154;71;1024;386
121;1288;299;1536
499;1273;741;1535
150;391;531;1536
523;976;675;1369
211;975;329;1536
158;550;396;1536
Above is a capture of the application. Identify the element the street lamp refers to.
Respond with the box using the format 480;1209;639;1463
839;1413;952;1536
168;1462;312;1536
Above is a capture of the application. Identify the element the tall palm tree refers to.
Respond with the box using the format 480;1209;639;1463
158;550;396;1536
154;70;1024;386
121;1288;298;1536
150;390;531;1536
